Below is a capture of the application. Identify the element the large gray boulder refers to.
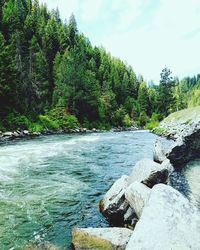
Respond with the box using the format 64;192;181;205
99;175;130;226
126;184;200;250
125;182;151;218
129;159;169;188
72;227;133;250
167;125;200;168
153;139;166;163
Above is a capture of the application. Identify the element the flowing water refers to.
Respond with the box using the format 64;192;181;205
184;160;200;208
0;131;199;249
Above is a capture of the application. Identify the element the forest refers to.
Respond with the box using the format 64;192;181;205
0;0;199;132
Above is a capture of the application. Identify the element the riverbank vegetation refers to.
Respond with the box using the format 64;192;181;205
0;0;199;132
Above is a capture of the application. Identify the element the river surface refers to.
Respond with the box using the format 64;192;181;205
0;131;199;249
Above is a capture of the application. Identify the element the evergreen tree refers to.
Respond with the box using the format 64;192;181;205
158;67;175;117
0;32;17;114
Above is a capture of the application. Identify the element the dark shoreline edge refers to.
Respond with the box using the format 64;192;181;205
0;126;142;145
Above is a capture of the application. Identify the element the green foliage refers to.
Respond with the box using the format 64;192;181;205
28;122;44;132
38;115;59;130
111;106;126;127
157;67;175;117
0;0;199;132
145;120;159;130
153;127;166;135
5;112;30;130
46;107;79;129
145;112;160;129
123;114;133;127
139;111;149;127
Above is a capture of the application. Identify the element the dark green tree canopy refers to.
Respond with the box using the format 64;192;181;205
0;0;199;132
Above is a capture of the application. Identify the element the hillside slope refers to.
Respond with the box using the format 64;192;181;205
154;106;200;139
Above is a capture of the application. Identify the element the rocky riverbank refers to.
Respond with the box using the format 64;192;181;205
153;106;200;140
0;126;139;143
72;107;200;250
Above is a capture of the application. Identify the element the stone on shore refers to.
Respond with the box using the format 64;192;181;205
99;175;130;226
129;159;169;187
3;131;13;137
166;125;200;168
72;227;133;250
125;182;151;218
126;184;200;250
153;139;166;163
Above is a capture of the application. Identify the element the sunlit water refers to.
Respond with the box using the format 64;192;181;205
0;131;199;249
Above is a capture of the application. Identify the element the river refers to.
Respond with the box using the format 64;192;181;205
0;131;199;249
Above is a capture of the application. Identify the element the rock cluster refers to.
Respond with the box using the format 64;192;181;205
0;128;102;142
99;157;171;229
72;125;200;250
0;130;41;141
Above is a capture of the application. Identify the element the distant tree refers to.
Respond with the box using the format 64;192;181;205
137;81;150;115
0;32;17;114
158;67;175;117
68;13;78;47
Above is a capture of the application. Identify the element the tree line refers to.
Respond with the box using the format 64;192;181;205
0;0;199;132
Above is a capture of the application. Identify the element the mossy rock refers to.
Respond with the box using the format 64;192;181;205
72;227;132;250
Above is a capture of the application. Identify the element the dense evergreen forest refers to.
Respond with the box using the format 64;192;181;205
0;0;199;132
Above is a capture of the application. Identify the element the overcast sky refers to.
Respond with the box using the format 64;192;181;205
39;0;200;83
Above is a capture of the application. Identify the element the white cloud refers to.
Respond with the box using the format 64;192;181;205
80;0;104;22
39;0;200;82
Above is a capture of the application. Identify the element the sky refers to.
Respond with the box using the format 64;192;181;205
39;0;200;83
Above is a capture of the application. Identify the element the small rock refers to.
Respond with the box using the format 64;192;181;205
153;139;166;163
23;130;29;135
72;227;133;250
32;132;41;136
13;131;21;137
3;131;13;137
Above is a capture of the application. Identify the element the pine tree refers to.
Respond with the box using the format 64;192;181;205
158;67;175;117
0;32;17;114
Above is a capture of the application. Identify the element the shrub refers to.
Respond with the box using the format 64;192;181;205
145;120;159;130
38;115;59;130
139;111;149;127
60;114;79;129
43;107;79;129
28;122;44;132
123;114;133;127
6;112;31;130
111;106;126;127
